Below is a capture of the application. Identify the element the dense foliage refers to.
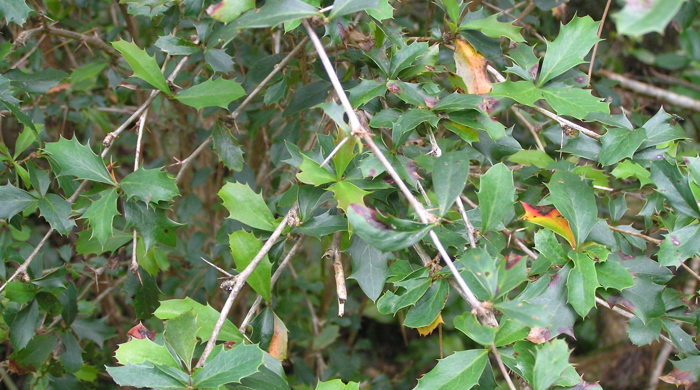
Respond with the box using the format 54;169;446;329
1;0;699;389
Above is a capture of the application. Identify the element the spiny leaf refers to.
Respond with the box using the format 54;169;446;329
111;40;171;95
521;202;576;249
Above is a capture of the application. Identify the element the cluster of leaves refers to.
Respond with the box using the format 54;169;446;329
1;0;699;389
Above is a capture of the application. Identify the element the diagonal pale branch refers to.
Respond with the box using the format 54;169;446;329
302;19;495;326
175;37;309;183
129;108;149;280
599;69;700;112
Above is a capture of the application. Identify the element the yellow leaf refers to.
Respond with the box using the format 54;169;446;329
268;313;288;360
417;313;444;336
453;40;492;95
521;202;576;249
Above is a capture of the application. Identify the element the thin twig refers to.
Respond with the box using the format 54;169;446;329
175;38;309;183
320;136;350;167
129;108;149;281
330;232;347;316
200;257;233;277
456;197;477;249
512;107;545;152
647;343;674;390
608;225;662;245
599;69;700;112
195;205;298;368
239;236;304;331
44;25;120;57
587;0;613;85
491;344;517;390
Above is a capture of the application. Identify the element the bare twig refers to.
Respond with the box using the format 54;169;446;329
175;38;309;183
330;232;347;316
512;107;545;152
239;236;304;331
599;69;700;112
587;0;613;85
0;367;19;390
455;197;477;249
44;25;120;57
196;205;298;368
608;225;662;245
129;108;149;280
320;136;350;167
647;343;674;390
491;344;517;390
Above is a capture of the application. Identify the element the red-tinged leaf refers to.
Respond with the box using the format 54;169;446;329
417;313;444;337
453;40;492;94
127;322;155;341
521;202;576;249
268;313;288;360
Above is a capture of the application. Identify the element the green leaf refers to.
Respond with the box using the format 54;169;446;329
316;379;360;390
193;344;264;387
477;163;515;233
207;0;255;23
454;312;496;345
433;151;470;216
598;128;647;166
329;0;378;20
76;229;132;255
165;311;199;370
38;194;75;235
10;301;40;350
404;280;448;328
657;224;700;267
111;40;171;96
347;236;389;301
154;34;200;55
0;184;36;219
538;16;600;86
229;230;272;301
82;188;120;247
219;182;277;231
627;316;662;346
297;155;336;186
44;137;115;185
540;87;609;120
10;333;57;373
114;338;181;369
449;110;506;141
234;0;319;29
392;109;439;146
532;339;573;390
328;180;369;212
490;80;542;106
155;298;245;343
432;93;482;112
508;150;554;169
566;252;599;317
69;61;108;91
348;79;386;108
612;0;686;37
212;124;244;171
641;108;686;148
107;363;186;388
458;248;499;301
611;160;652;187
685;156;700;186
0;0;33;25
124;200;180;250
414;349;488;390
595;258;634;290
547;170;598;247
377;276;431;315
175;78;245;110
460;13;524;42
650;160;700;219
121;168;179;204
388;42;430;78
347;204;432;252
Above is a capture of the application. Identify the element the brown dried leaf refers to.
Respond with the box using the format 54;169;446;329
453;40;492;95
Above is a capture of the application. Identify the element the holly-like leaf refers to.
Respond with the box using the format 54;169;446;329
229;230;272;301
155;298;245;343
207;0;255;23
212;124;245;171
111;40;171;96
121;168;179;204
219;182;277;231
546;170;598;248
82;188;120;247
538;16;600;86
114;338;181;369
611;160;652;187
347;204;431;252
532;339;574;390
612;0;686;37
657;224;700;267
106;363;186;388
478;163;515;233
154;34;200;55
414;349;489;390
193;344;264;387
175;78;245;110
392;108;439;146
540;87;609;120
0;0;33;25
164;311;199;370
453;39;492;94
650;160;700;219
297;155;336;186
490;80;542;106
38;194;76;235
432;151;469;216
44;137;114;185
454;312;496;346
598;128;647;166
404;280;449;328
566;252;599;317
316;379;360;390
328;180;369;213
508;150;554;169
348;79;387;108
328;0;378;20
124;200;181;250
522;202;576;249
0;184;37;220
460;12;524;42
234;0;319;29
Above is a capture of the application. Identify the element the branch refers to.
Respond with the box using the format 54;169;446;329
239;236;304;331
129;108;149;281
195;205;298;368
329;232;347;316
44;25;119;57
302;19;496;326
175;37;309;183
587;0;613;84
491;344;517;390
599;69;700;112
